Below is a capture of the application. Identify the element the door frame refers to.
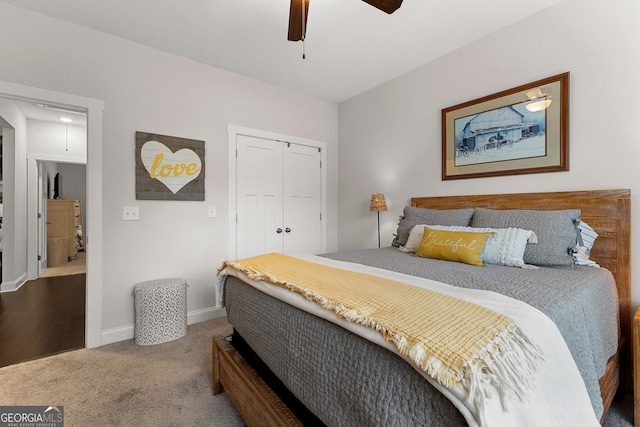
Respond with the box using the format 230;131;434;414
32;157;88;280
37;161;47;276
29;155;86;279
227;124;327;260
0;80;104;349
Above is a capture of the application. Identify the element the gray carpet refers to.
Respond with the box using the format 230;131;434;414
0;316;633;426
604;391;634;427
0;317;244;426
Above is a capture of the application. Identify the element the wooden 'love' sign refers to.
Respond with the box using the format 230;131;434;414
135;131;205;200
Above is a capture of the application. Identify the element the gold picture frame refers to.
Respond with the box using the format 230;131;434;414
442;72;569;180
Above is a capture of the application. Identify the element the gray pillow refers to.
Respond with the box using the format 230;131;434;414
392;206;476;247
471;208;580;266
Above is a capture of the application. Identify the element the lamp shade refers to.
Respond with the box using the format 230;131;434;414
369;193;387;212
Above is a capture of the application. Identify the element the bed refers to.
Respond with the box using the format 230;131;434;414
213;189;631;426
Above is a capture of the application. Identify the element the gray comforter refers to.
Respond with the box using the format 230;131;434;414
223;247;619;425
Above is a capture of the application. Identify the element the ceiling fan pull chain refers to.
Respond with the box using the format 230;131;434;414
302;0;307;59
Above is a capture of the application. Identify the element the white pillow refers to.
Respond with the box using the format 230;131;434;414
572;246;600;267
576;220;598;251
400;224;537;268
573;220;599;267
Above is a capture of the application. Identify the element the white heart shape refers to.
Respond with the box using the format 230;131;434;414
141;141;202;194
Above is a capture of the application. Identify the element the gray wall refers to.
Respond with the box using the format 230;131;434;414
0;2;338;341
337;0;640;306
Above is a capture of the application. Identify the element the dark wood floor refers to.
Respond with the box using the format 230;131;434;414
0;274;85;368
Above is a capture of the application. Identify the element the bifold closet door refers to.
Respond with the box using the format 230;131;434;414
283;143;322;254
236;135;284;258
236;134;322;258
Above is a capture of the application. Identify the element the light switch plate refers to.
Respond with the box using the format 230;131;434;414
123;206;139;221
208;206;217;218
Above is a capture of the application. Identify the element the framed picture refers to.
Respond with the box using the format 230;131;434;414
135;131;205;201
442;72;569;180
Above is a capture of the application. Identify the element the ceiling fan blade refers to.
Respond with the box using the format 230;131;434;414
361;0;403;14
288;0;310;41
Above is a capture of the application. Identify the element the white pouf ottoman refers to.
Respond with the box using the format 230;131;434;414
134;278;188;345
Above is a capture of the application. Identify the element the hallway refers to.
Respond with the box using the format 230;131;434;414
0;273;85;367
39;251;86;278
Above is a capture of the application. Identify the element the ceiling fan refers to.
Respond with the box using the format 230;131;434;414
287;0;404;42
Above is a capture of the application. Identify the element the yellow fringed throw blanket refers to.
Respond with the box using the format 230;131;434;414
220;253;543;411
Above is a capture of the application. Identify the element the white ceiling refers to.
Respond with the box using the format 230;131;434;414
12;100;87;126
2;0;564;103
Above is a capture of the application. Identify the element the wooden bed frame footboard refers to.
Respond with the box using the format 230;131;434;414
213;189;631;426
212;335;304;427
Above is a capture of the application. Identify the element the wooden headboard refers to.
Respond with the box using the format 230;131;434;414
411;189;631;386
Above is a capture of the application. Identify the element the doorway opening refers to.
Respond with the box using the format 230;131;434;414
39;161;87;279
0;101;88;366
0;80;104;353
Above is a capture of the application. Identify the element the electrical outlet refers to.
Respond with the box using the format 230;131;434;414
208;206;217;218
123;206;139;221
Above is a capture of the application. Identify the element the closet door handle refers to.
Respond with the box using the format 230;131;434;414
276;228;283;234
285;228;291;233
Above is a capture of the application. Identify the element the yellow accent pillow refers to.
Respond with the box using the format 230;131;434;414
415;227;492;266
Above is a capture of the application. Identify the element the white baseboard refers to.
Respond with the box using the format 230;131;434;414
99;306;228;346
100;324;133;345
188;306;227;324
0;273;28;292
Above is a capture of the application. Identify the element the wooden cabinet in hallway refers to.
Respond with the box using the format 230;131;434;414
47;199;84;261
